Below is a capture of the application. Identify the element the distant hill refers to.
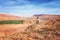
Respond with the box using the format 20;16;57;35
33;14;60;20
0;14;21;20
33;14;60;16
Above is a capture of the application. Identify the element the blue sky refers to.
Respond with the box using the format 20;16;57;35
0;0;60;16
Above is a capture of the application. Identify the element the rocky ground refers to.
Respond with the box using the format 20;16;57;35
0;14;60;40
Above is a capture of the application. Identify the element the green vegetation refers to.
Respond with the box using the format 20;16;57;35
0;20;23;24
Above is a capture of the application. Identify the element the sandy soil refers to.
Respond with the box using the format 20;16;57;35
0;14;60;40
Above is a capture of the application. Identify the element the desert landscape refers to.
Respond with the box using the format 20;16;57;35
0;14;60;40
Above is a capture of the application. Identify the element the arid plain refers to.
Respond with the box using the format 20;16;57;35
0;14;60;40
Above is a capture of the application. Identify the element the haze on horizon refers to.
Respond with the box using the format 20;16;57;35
0;0;60;16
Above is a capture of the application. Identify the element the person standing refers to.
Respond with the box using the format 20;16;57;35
36;17;39;24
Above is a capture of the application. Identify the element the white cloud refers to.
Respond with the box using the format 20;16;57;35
0;0;60;16
0;4;60;16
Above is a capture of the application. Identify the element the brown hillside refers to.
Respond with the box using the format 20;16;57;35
0;14;60;40
0;14;29;37
0;14;21;20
